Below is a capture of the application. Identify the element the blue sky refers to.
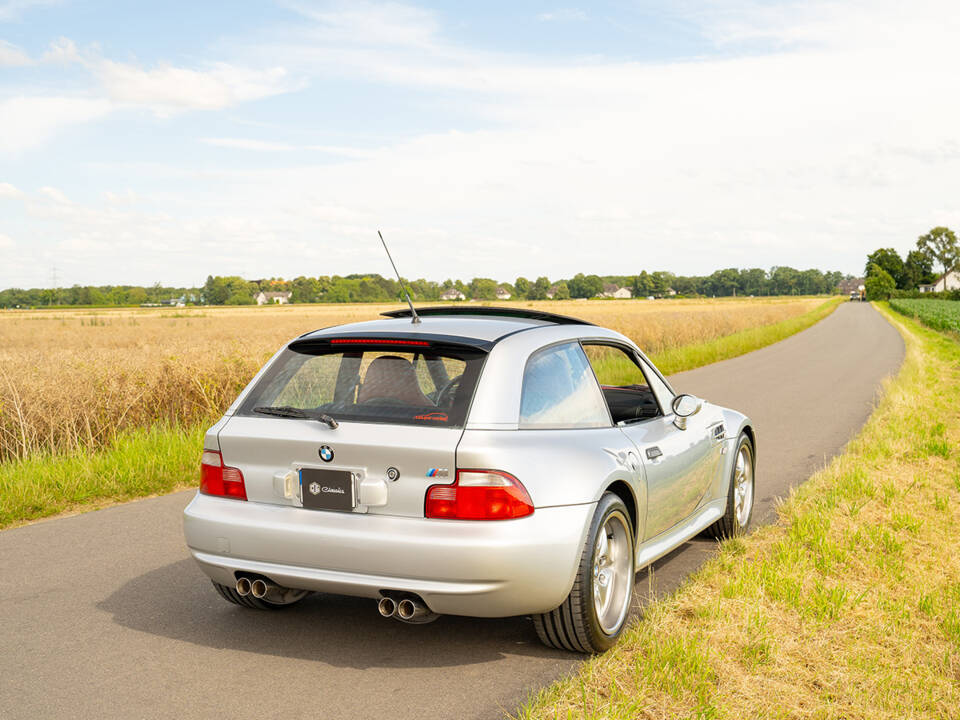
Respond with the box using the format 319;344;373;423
2;0;959;288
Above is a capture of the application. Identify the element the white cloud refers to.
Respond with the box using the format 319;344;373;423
0;182;22;197
94;59;298;115
0;232;14;249
38;185;70;203
0;39;30;65
0;38;303;151
0;96;112;153
41;36;79;64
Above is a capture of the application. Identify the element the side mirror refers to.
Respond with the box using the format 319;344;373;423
671;393;702;430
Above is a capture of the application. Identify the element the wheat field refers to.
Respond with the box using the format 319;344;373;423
0;297;824;462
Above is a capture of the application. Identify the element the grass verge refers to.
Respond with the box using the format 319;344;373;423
0;296;842;530
0;423;204;528
649;295;843;375
516;303;960;719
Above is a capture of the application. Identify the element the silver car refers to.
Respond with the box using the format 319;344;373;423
183;307;756;653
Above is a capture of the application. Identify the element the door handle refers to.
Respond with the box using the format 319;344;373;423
645;446;663;460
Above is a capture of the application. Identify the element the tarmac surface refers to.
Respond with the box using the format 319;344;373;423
0;301;903;720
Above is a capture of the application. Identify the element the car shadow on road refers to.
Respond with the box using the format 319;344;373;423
97;557;575;669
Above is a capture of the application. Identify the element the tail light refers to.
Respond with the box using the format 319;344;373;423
200;450;247;501
425;470;534;520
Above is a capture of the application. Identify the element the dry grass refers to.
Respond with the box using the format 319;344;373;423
517;304;960;719
0;297;823;463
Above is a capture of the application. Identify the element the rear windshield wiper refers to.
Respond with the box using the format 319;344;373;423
253;406;338;428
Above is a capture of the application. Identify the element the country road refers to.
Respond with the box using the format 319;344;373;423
0;302;903;720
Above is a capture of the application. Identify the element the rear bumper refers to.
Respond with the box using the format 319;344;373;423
183;492;594;617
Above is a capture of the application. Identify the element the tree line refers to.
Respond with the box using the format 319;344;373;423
1;265;847;309
864;226;959;300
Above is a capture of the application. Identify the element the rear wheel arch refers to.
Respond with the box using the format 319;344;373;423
604;480;640;544
741;424;756;460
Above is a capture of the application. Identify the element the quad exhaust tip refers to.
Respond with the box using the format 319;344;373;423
235;577;252;597
251;579;272;599
397;599;418;620
377;597;397;618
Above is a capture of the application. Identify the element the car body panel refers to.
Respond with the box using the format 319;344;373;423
217;415;463;517
620;409;725;540
183;492;594;616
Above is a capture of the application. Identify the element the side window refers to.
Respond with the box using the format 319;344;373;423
520;342;610;429
582;343;664;424
638;357;676;413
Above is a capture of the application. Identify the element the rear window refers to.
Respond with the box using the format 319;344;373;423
239;340;486;428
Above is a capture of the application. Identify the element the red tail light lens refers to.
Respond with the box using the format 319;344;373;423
425;470;534;520
200;450;247;501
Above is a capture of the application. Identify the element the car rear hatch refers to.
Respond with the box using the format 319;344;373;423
214;335;487;518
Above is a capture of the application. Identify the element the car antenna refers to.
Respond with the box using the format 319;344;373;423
378;230;421;324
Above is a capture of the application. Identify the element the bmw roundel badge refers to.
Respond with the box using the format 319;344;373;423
319;445;334;462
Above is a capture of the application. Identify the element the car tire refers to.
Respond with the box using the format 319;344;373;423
533;492;634;653
708;433;755;538
210;580;305;610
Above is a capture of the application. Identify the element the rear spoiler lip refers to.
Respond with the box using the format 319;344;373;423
289;332;494;353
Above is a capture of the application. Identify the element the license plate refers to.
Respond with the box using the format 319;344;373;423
300;468;355;512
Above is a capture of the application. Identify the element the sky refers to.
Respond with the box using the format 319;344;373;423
1;0;959;289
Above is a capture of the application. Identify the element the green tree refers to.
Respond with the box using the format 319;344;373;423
468;278;498;300
902;250;935;290
514;277;531;298
865;248;904;288
917;226;959;280
769;266;800;295
707;268;740;296
738;268;768;296
631;271;651;297
552;281;570;300
865;263;895;300
527;276;551;300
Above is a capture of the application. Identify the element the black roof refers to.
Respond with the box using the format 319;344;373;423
380;305;595;326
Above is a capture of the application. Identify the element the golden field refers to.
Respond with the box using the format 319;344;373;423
0;297;824;463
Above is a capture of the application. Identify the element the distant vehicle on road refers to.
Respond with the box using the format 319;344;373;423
183;307;757;653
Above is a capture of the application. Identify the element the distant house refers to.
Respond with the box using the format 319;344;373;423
255;291;292;305
665;288;677;297
837;277;866;295
495;285;512;300
920;270;960;293
440;288;466;301
599;284;632;299
546;284;561;299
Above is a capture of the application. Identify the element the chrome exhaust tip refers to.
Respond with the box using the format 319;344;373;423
250;579;271;599
396;597;439;624
377;597;397;618
396;599;416;620
235;577;252;597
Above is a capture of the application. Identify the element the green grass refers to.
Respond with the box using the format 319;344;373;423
0;423;204;528
890;298;960;334
648;296;843;376
516;304;960;720
0;297;842;530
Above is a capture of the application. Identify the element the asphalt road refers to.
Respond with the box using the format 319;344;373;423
0;302;903;720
